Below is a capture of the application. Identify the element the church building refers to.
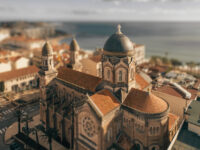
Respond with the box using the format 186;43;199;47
39;25;178;150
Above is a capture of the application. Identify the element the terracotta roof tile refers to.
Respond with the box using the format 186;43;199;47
135;73;149;89
0;65;39;81
123;88;168;114
9;56;21;62
168;113;179;131
187;88;198;100
156;85;184;99
0;58;9;63
52;43;69;52
156;84;198;100
90;89;120;115
57;66;102;92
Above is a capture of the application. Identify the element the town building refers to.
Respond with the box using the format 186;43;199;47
0;28;10;42
172;100;200;150
0;65;39;93
134;44;145;65
39;25;179;150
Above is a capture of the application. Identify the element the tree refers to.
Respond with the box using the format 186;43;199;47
29;127;39;145
171;58;182;66
14;105;23;134
37;125;58;150
21;113;33;137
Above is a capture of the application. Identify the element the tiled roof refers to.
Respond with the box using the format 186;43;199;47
135;73;149;89
150;65;168;73
123;88;168;114
156;85;184;99
168;113;179;131
52;43;69;52
193;79;200;89
57;66;102;92
187;88;198;100
90;89;120;115
156;84;198;100
9;56;21;62
153;90;186;125
0;65;39;81
0;58;9;63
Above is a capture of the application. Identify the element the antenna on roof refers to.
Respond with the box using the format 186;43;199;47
116;24;122;34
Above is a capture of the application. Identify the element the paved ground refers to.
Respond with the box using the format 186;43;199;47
0;101;40;150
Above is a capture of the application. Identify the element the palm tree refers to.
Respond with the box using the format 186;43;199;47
21;113;33;137
37;125;58;150
29;127;39;145
14;105;23;134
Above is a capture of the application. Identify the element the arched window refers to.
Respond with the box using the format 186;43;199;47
107;70;110;79
119;70;122;82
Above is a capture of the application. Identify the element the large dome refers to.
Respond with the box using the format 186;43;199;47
103;25;134;56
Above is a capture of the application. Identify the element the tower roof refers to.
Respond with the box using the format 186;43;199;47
70;37;80;51
103;24;134;56
42;41;53;56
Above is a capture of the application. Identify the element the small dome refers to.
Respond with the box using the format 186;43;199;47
42;41;53;56
123;88;169;114
103;25;134;56
70;38;80;51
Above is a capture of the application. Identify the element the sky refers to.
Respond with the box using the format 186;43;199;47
1;0;200;21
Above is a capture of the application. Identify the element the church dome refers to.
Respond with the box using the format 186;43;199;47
70;37;80;51
103;25;134;56
42;41;53;56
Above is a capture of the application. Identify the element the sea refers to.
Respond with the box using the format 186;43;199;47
57;22;200;63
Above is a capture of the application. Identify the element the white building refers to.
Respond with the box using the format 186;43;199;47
0;28;10;42
10;56;30;70
0;59;12;73
134;44;145;65
0;66;39;93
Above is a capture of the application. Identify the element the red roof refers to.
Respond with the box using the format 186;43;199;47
123;88;168;114
0;65;39;81
57;67;102;92
135;73;149;89
168;113;179;131
90;89;120;115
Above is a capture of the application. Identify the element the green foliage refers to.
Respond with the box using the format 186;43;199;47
171;58;182;66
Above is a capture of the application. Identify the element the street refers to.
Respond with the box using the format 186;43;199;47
0;101;40;150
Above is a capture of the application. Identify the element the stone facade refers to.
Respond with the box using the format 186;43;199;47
39;26;178;150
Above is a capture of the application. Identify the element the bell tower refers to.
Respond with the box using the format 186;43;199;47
39;42;57;127
39;41;57;88
102;25;136;102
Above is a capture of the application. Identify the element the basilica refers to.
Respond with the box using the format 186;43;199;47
39;25;177;150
